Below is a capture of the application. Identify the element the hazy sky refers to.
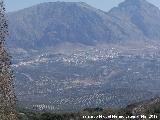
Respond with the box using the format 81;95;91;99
5;0;160;12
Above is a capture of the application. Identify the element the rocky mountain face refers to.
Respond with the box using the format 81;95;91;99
8;2;112;49
109;0;160;40
6;0;160;111
8;0;160;50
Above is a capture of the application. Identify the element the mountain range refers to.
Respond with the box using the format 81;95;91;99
7;0;160;51
7;0;160;111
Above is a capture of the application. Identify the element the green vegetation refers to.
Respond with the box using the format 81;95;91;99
17;99;160;120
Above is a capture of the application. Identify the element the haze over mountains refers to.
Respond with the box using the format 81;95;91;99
7;0;160;111
8;0;160;51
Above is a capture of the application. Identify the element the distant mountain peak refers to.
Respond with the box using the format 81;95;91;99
36;1;91;8
8;0;160;49
109;0;160;40
109;0;159;18
121;0;148;4
118;0;158;9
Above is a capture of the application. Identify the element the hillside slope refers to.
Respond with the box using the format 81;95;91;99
7;1;150;50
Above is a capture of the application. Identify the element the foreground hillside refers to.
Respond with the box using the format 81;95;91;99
18;98;160;120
